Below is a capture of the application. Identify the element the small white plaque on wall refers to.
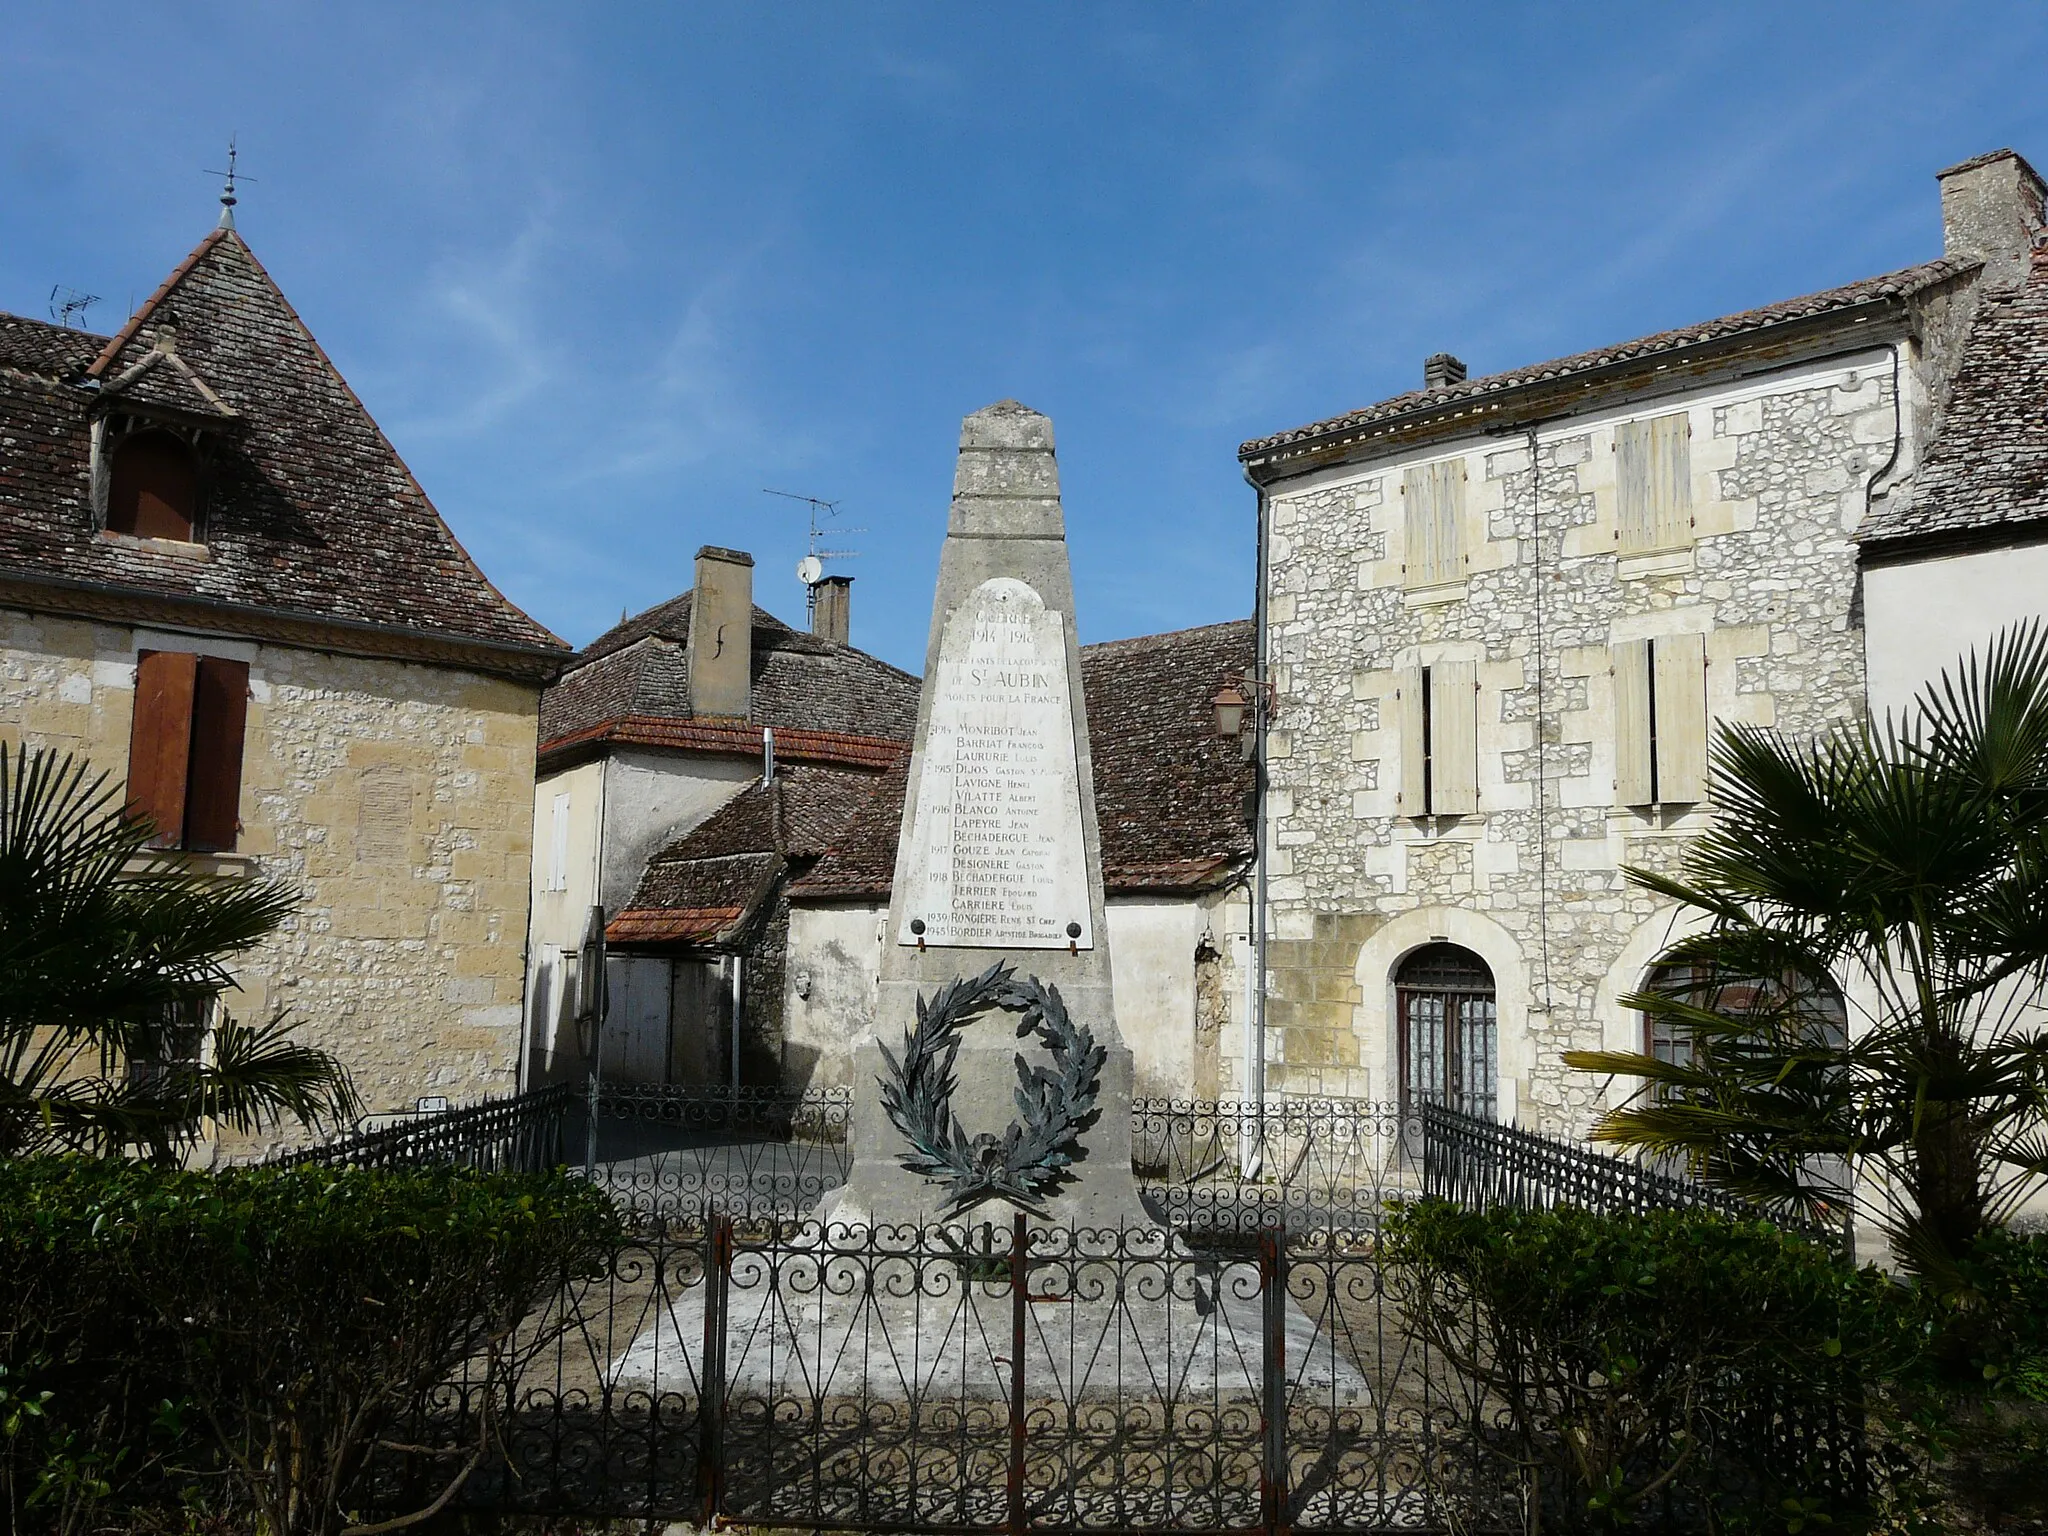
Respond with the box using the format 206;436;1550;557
897;577;1093;950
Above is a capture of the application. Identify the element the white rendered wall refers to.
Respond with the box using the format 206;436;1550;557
1863;543;2048;720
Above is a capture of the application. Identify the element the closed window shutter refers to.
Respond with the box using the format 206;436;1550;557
1651;414;1692;549
183;657;249;852
1653;632;1708;803
1404;462;1464;587
1613;639;1653;806
1616;413;1693;554
1397;667;1427;812
127;650;198;848
1430;661;1479;815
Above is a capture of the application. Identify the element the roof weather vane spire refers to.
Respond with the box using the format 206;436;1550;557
203;136;255;230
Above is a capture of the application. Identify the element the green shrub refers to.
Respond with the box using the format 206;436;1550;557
0;1158;620;1536
1384;1200;1916;1532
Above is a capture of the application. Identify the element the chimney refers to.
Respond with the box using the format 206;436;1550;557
687;545;753;719
1424;352;1468;391
811;575;852;646
1938;149;2048;293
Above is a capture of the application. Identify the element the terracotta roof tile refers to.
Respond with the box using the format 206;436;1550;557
1240;259;1969;464
0;228;564;664
539;589;921;748
610;766;883;947
791;618;1257;902
1860;249;2048;549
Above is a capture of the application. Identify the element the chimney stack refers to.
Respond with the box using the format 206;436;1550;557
1938;149;2048;293
811;575;852;646
687;545;754;719
1424;352;1468;391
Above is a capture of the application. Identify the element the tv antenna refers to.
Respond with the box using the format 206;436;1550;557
47;286;100;329
203;135;257;228
762;488;864;624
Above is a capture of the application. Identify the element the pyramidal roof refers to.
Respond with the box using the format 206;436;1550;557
0;226;565;672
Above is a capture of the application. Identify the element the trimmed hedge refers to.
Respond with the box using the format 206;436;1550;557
1384;1200;1918;1532
0;1158;619;1536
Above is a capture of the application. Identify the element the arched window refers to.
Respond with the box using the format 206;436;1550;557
1638;958;1848;1072
106;430;201;542
1397;943;1497;1120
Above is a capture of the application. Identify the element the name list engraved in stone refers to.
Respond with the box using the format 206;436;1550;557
898;577;1093;949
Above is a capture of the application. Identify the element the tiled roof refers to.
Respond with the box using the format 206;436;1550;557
1240;258;1970;465
608;765;881;948
542;714;907;773
1860;248;2048;551
0;315;102;377
0;228;565;670
539;589;921;751
791;618;1257;902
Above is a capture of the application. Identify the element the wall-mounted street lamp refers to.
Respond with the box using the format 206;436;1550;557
1211;672;1278;760
1210;682;1249;740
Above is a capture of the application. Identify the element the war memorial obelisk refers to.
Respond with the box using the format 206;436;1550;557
825;399;1148;1229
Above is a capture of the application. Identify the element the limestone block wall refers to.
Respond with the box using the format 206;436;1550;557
1262;349;1906;1134
0;608;542;1146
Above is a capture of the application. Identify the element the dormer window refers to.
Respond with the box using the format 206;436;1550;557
106;429;202;542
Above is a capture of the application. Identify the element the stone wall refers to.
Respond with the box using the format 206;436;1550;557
0;607;542;1148
1262;350;1904;1133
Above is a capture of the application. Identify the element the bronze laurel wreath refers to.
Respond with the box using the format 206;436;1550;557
876;960;1106;1215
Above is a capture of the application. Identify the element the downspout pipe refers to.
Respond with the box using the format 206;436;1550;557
1244;463;1272;1174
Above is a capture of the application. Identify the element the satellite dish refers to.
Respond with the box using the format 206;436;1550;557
796;555;824;586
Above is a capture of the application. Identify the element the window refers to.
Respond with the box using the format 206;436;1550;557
1614;633;1706;806
1636;958;1848;1093
106;430;202;542
547;793;571;892
1398;662;1478;816
1402;459;1466;588
1615;413;1692;554
127;650;250;851
1398;943;1497;1120
126;999;209;1096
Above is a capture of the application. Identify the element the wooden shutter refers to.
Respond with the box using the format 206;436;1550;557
127;650;198;847
183;657;249;851
1403;461;1464;587
1397;667;1427;813
1653;632;1708;803
1613;640;1653;806
1616;413;1693;554
1430;661;1479;815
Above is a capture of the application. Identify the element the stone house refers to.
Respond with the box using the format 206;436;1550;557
1236;149;2042;1136
522;548;920;1090
782;618;1259;1102
1860;153;2048;714
0;211;569;1140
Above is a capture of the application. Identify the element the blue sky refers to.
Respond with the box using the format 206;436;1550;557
6;4;2048;672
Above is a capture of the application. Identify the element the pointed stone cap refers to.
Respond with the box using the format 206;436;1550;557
949;399;1064;539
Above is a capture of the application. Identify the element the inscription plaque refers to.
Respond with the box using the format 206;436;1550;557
897;577;1092;949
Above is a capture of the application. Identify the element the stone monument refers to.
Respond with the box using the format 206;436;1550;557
823;400;1148;1229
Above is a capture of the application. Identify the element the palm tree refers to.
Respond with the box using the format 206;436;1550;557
1565;624;2048;1279
0;742;358;1162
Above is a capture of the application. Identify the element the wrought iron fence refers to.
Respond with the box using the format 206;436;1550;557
573;1087;1413;1228
1132;1097;1410;1234
581;1081;856;1215
269;1082;572;1173
1417;1101;1842;1245
362;1212;1861;1533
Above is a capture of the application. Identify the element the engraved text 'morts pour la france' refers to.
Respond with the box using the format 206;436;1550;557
896;576;1093;950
